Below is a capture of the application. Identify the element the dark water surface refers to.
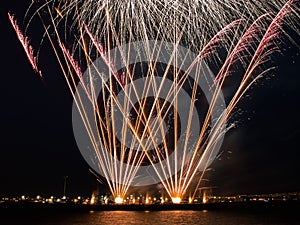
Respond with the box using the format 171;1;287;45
1;209;299;225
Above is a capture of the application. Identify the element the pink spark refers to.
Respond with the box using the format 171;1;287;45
84;24;125;88
199;19;244;59
242;0;298;82
186;19;243;74
255;0;297;58
58;40;93;102
58;40;83;79
214;14;270;84
8;12;42;78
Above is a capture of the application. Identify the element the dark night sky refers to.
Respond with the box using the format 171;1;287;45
1;1;300;197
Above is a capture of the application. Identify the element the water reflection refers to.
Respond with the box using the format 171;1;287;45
3;210;299;225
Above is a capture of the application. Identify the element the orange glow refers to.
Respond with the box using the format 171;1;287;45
90;197;95;205
90;193;96;205
145;193;149;204
202;192;207;204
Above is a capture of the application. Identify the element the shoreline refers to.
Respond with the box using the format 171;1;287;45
1;200;299;212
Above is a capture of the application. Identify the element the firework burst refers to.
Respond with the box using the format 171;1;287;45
9;0;299;203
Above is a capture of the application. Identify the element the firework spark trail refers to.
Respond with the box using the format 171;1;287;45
212;14;270;84
148;20;244;197
45;5;148;199
246;0;298;75
135;21;243;198
130;38;192;194
151;0;299;200
57;39;114;161
56;39;113;169
94;17;195;196
184;1;298;197
8;13;42;78
79;32;157;195
15;4;128;198
83;23;152;131
83;24;120;82
83;22;152;176
224;0;299;120
83;0;297;200
185;13;273;200
198;19;244;60
58;40;83;79
57;40;95;104
74;42;165;196
181;0;299;199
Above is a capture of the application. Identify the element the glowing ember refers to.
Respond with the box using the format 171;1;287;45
171;197;181;204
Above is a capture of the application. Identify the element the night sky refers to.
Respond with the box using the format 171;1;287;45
1;1;300;198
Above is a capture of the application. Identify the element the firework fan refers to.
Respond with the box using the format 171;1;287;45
9;0;299;203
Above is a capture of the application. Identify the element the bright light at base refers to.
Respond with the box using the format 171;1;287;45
90;197;95;205
115;197;123;204
171;197;181;204
203;192;207;204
